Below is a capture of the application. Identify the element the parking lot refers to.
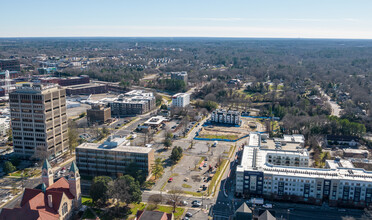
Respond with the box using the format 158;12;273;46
164;140;233;194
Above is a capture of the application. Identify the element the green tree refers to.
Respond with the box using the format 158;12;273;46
68;128;78;155
7;129;12;142
109;175;142;211
125;162;146;184
160;104;168;110
163;131;173;149
152;158;164;180
170;146;183;163
3;161;16;174
90;176;113;206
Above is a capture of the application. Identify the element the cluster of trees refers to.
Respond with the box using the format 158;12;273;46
90;175;142;210
150;79;186;92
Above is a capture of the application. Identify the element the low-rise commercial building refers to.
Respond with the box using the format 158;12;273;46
171;93;190;108
87;104;111;125
65;83;107;96
236;132;372;208
108;90;155;117
343;149;369;158
211;109;241;125
76;136;154;178
144;116;167;128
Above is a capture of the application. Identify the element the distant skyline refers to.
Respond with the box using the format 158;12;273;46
1;0;372;39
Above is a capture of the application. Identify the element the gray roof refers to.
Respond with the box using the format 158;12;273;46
138;210;166;220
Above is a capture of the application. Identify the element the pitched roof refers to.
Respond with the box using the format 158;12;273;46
69;161;78;173
1;190;60;220
235;202;252;214
136;210;172;220
258;210;276;220
47;177;74;199
42;159;51;170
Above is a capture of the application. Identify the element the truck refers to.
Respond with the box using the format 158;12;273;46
263;203;273;208
248;198;264;205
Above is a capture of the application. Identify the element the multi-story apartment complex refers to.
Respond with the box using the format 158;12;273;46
170;71;188;84
236;132;372;208
87;104;111;125
211;109;241;125
76;136;154;178
171;93;190;108
0;59;20;71
108;90;155;117
9;83;68;159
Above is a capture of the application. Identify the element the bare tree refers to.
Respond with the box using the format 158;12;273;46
168;187;183;212
148;194;163;208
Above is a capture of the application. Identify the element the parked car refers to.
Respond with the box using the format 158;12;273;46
185;212;193;217
180;200;188;206
168;177;173;182
192;200;201;207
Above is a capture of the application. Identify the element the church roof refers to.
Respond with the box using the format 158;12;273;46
69;161;78;173
42;159;51;170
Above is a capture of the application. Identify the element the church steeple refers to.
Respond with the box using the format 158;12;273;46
41;159;53;187
68;161;81;207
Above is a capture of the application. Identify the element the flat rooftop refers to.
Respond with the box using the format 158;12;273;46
64;83;106;89
77;142;153;154
261;139;301;151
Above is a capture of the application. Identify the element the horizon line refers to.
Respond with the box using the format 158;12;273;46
1;36;372;41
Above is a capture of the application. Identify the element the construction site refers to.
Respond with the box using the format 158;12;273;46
196;117;265;141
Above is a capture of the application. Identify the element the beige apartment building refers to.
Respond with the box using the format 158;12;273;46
10;83;68;159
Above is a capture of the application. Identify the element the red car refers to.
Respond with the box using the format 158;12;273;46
168;177;173;182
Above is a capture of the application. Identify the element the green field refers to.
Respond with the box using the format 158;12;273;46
197;134;239;140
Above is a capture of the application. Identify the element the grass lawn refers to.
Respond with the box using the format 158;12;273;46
198;134;239;140
156;205;185;219
130;203;146;215
197;157;206;166
207;159;229;196
182;191;204;197
82;208;96;219
182;184;192;188
82;196;93;207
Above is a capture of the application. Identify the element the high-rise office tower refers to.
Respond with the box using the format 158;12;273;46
9;83;68;159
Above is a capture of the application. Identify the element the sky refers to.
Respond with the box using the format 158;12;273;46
1;0;372;39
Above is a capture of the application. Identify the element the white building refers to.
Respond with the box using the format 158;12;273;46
211;109;241;125
171;93;190;108
0;117;10;136
236;132;372;207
